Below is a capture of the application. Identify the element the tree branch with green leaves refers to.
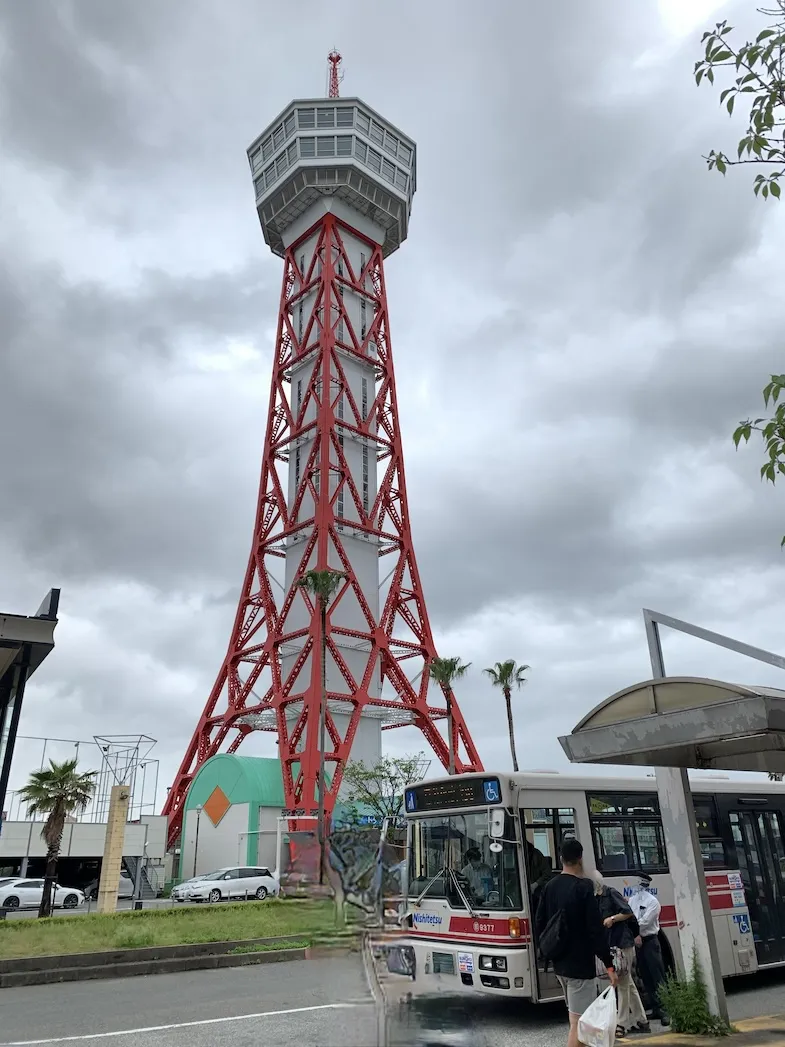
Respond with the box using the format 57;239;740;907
734;374;785;546
695;4;785;199
341;753;428;836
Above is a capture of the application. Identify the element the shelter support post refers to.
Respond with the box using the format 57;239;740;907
645;612;727;1020
655;766;727;1020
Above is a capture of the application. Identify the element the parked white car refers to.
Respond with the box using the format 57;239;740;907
170;874;209;902
84;873;135;901
0;877;85;910
183;866;279;903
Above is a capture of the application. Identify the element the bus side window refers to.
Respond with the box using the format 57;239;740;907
588;793;668;875
522;808;576;880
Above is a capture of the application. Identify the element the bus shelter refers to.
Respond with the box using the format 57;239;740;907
558;609;785;1021
0;590;60;829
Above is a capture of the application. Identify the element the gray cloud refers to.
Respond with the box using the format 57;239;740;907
2;0;785;804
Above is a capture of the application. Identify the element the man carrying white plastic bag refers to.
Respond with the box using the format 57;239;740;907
579;987;618;1047
535;838;618;1047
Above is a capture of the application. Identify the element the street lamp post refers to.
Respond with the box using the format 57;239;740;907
193;805;203;879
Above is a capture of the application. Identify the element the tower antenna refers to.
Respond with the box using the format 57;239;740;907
327;49;343;98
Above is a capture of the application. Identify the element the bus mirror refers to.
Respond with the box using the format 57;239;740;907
489;809;505;838
489;841;503;854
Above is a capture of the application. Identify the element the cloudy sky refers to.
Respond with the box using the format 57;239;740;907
2;0;784;812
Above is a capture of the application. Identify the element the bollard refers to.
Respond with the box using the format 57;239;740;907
0;908;6;920
133;900;143;911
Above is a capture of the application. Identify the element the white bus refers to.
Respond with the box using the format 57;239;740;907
386;771;785;1002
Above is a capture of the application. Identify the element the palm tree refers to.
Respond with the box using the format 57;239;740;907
483;660;530;772
296;567;347;884
18;758;96;917
429;656;471;776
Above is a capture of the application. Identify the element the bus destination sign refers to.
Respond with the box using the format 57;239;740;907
404;776;502;814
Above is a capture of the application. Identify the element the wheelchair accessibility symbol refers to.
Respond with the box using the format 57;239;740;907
733;913;751;936
405;790;416;812
483;780;500;803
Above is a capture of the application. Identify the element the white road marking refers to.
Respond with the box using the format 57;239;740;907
0;1002;361;1045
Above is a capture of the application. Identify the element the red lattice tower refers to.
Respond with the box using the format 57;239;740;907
327;50;342;99
162;89;482;849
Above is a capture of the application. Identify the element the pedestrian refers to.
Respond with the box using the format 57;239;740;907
593;872;649;1038
631;875;671;1027
534;838;618;1047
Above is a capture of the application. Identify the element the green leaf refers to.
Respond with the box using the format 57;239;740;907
711;49;732;62
726;95;735;115
763;185;769;198
757;28;775;40
716;156;727;174
707;68;715;84
771;181;781;199
696;68;705;86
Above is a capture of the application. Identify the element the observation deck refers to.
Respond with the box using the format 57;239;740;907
246;97;417;258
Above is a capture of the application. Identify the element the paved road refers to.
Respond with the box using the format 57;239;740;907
0;952;782;1047
0;955;378;1047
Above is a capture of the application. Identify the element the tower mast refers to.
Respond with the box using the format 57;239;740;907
327;50;342;99
163;73;482;850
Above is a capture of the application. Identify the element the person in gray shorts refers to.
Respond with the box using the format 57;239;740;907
535;838;618;1047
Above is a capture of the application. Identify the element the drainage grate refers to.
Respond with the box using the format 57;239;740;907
432;951;456;975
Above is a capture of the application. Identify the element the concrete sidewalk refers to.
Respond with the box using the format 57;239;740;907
645;1014;785;1047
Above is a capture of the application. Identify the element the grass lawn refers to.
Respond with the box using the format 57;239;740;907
0;899;335;960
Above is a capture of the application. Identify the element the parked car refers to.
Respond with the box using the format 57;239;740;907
84;873;135;901
0;877;85;910
182;866;279;903
170;874;209;902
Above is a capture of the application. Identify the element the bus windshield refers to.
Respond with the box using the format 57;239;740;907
408;810;522;912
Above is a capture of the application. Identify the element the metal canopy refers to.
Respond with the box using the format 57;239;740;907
560;675;785;774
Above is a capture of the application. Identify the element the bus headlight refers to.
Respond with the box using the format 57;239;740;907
479;955;507;972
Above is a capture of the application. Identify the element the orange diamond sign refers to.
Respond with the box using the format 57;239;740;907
203;786;231;827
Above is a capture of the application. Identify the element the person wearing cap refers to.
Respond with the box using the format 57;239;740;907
535;838;618;1047
632;875;670;1027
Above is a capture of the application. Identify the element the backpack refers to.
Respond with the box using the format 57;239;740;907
538;906;570;962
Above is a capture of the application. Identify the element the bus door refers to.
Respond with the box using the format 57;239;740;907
720;797;785;966
521;805;577;1002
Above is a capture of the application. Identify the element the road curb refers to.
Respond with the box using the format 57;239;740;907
0;933;311;975
0;946;308;988
642;1014;785;1047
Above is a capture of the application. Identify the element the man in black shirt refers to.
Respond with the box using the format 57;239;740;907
535;838;617;1047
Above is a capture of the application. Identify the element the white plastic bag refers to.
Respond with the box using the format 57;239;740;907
578;986;618;1047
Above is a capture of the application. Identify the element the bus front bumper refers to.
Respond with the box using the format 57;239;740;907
387;938;532;997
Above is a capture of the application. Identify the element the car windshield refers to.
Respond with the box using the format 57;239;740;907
0;878;14;888
202;870;228;880
408;810;522;912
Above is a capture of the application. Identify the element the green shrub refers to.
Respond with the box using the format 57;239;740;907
658;944;734;1037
